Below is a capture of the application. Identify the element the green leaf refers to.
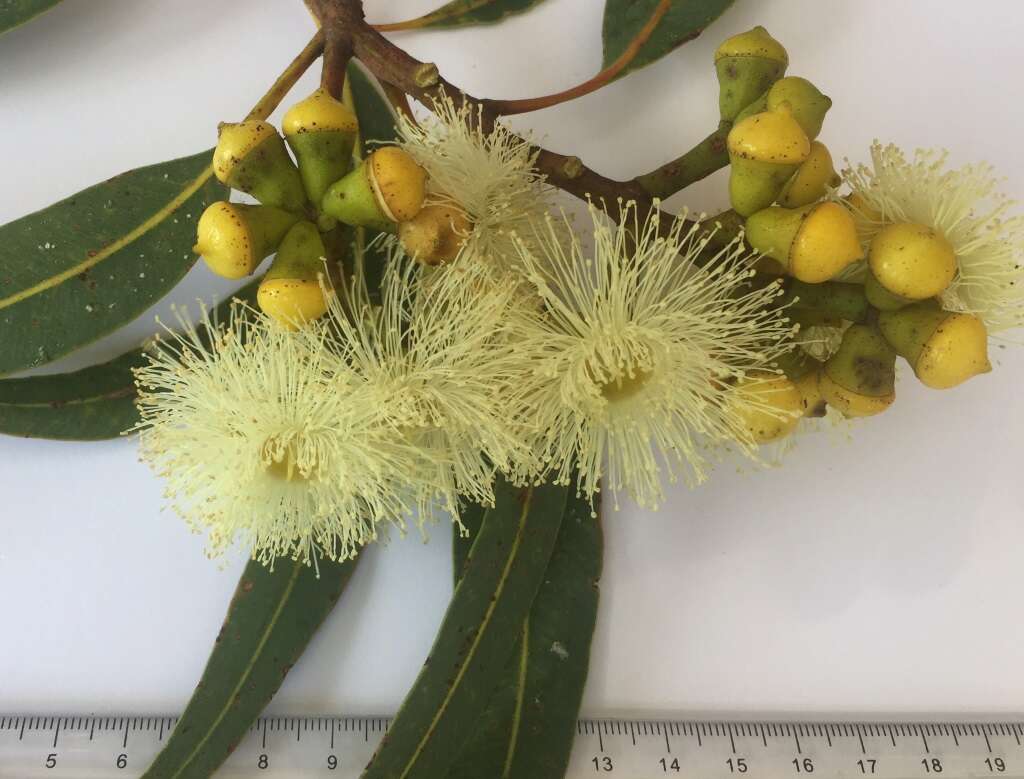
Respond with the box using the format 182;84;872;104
446;491;603;778
362;477;569;779
0;150;225;375
0;280;260;441
142;555;359;779
379;0;549;30
602;0;735;78
0;0;62;35
348;60;400;149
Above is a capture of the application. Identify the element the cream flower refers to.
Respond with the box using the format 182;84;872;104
132;303;426;568
396;91;556;269
508;202;796;510
845;143;1024;333
323;252;535;521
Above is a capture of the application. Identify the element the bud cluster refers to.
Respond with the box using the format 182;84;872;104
195;88;460;329
716;27;1002;441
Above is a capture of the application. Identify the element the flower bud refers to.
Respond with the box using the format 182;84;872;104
321;146;427;231
257;221;330;329
777;141;840;208
868;222;957;300
193;201;299;280
283;88;359;207
212;121;307;213
765;77;831;140
844;192;883;225
819;325;896;417
794;366;827;417
878;303;991;389
727;103;810;216
714;26;788;122
398;203;471;266
746;201;862;283
735;371;803;443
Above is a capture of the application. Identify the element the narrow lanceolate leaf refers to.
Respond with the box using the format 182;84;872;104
0;0;62;35
362;478;569;779
142;555;359;779
0;150;225;375
602;0;735;78
0;280;260;441
378;0;549;31
446;491;603;779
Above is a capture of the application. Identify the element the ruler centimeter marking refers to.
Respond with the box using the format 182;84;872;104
2;716;1024;778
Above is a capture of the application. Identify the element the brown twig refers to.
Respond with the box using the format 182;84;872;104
488;0;672;116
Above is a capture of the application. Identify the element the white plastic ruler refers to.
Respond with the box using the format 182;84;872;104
2;715;1023;778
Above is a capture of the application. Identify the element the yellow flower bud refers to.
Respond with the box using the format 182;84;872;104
794;366;827;417
819;325;896;417
283;88;359;207
714;26;789;122
765;77;832;140
727;103;810;216
745;202;863;283
193;201;298;280
256;221;329;329
735;372;803;443
321;146;427;231
777;141;841;208
868;222;957;300
844;192;883;225
878;303;992;389
212;121;307;213
398;204;471;266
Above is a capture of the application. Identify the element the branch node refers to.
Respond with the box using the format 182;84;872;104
562;156;585;180
414;62;440;88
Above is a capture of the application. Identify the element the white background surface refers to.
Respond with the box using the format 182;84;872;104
1;0;1023;719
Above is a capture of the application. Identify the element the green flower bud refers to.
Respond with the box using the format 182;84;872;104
746;201;862;283
820;325;897;417
212;121;307;213
257;221;330;329
193;201;298;280
868;222;957;300
727;103;810;216
878;302;992;389
283;88;359;208
777;141;841;208
321;146;427;231
715;26;789;122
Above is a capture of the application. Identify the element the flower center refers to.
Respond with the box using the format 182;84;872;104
599;369;653;402
263;441;314;482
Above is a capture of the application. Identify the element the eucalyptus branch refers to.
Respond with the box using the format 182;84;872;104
635;122;732;198
488;0;672;116
246;30;326;121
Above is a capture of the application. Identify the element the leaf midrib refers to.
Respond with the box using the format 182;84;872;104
167;558;304;779
0;165;213;311
0;384;134;409
501;619;530;778
399;487;534;779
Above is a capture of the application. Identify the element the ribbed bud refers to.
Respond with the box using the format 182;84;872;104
321;146;427;231
398;204;471;266
820;325;896;417
257;221;329;329
727;103;810;216
878;303;992;389
193;202;298;280
777;141;840;208
746;202;862;283
212;121;307;213
714;26;789;122
283;88;359;207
